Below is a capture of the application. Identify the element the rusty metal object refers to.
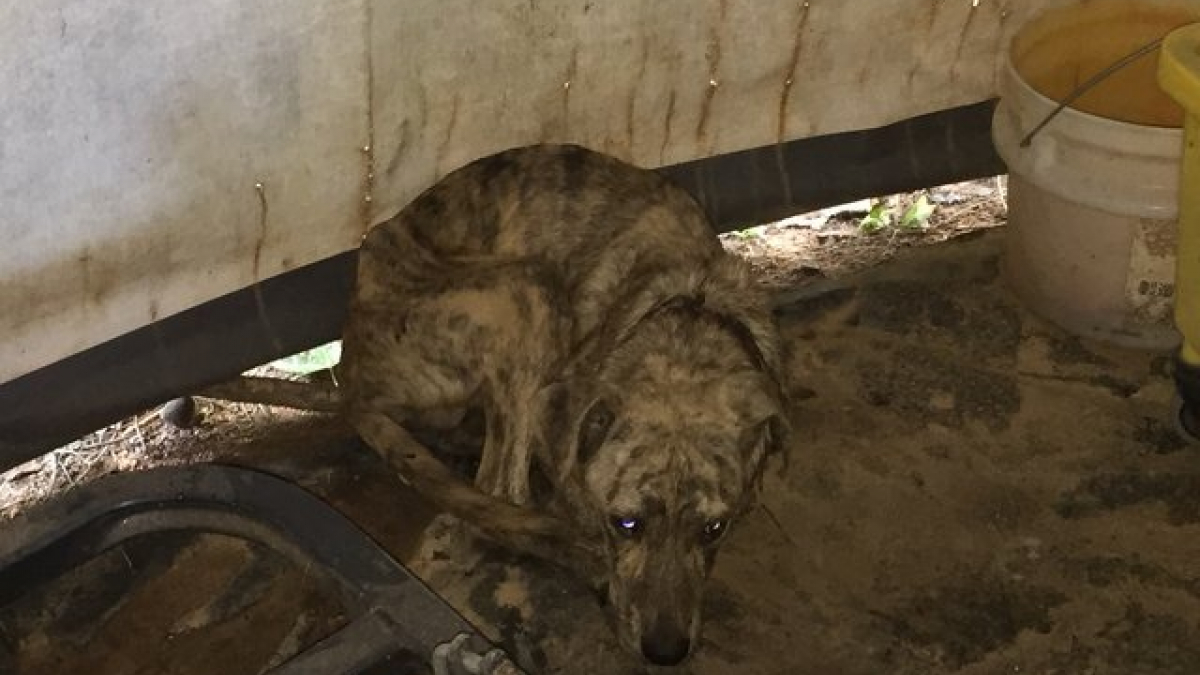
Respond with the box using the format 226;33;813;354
432;633;527;675
198;376;342;412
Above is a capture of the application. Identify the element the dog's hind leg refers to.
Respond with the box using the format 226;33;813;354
343;260;569;506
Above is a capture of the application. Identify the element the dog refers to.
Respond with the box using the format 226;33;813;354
213;145;787;666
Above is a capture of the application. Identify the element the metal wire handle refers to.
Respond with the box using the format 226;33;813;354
1019;36;1167;148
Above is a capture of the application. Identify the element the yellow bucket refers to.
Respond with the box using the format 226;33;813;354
1158;23;1200;433
1159;25;1200;362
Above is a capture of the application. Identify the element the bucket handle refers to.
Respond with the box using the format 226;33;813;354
1019;36;1167;148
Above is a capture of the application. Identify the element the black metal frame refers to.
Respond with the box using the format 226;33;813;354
0;464;522;675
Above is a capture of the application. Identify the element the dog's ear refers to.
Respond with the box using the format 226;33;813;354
763;413;789;461
739;411;787;459
577;397;615;465
739;413;789;498
722;370;789;465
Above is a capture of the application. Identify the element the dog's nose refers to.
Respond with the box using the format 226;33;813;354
640;625;691;666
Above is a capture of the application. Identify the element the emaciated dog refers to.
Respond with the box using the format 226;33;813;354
211;145;787;666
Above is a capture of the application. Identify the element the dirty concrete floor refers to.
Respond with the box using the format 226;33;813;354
4;230;1200;674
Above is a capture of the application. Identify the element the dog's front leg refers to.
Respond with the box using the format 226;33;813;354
474;395;539;506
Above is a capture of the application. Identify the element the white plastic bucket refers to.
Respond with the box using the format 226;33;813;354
992;1;1197;350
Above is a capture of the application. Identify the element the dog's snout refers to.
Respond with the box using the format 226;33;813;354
640;621;691;666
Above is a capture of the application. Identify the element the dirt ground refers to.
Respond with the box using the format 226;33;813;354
4;182;1200;674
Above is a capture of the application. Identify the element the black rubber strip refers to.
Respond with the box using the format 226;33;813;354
0;100;1004;470
0;253;357;467
661;100;1003;229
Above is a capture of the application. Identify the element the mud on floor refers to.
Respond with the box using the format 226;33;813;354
4;230;1200;675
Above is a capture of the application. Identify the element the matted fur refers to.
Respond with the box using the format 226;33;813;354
342;145;784;664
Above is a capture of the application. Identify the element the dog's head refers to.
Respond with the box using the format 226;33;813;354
567;281;786;666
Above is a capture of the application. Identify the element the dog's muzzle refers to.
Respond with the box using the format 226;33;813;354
640;618;691;666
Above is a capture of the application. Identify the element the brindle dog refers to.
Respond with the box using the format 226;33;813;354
217;145;787;666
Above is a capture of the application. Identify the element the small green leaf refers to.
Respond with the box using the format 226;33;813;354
271;341;342;374
901;194;936;229
859;203;892;233
729;225;761;240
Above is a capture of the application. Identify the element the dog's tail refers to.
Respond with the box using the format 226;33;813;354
352;410;601;574
197;376;342;412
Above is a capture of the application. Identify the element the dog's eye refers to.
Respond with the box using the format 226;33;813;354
611;515;644;538
701;519;728;544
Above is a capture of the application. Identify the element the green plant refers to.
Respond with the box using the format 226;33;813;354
900;194;936;229
730;225;761;241
859;194;936;233
859;202;893;233
271;341;342;375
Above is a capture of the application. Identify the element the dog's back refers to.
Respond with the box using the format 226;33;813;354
359;145;725;339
